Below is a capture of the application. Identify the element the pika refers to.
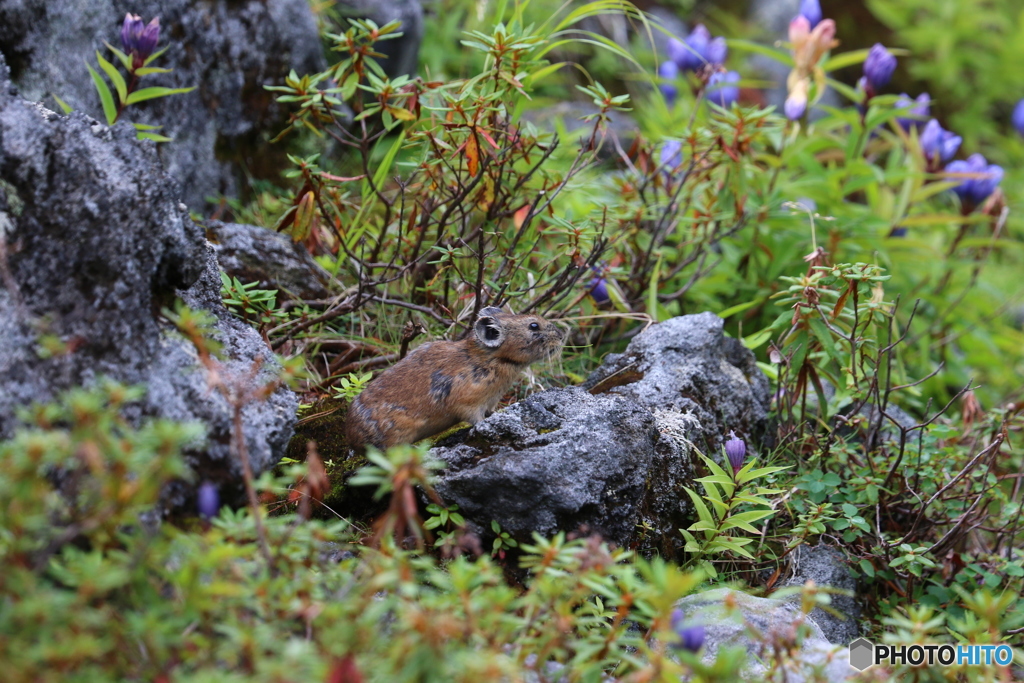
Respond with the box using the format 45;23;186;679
346;307;564;451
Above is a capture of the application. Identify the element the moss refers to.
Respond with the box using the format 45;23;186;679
285;398;381;521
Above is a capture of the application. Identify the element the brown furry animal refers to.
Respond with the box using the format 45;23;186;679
345;307;564;451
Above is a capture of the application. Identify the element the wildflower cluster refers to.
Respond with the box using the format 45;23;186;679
77;12;194;140
659;23;739;108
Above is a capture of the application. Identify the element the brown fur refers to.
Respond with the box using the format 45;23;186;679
346;307;564;451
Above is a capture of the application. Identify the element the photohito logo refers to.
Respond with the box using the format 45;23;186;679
848;638;1013;671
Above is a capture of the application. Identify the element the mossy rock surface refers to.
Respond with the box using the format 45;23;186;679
285;398;382;521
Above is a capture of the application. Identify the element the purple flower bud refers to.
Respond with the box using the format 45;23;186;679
705;37;728;66
672;25;711;71
863;44;896;91
198;481;220;520
137;17;161;59
919;119;961;165
888;227;907;237
724;431;746;473
670;610;706;653
798;0;823;29
1012;98;1024;137
707;70;740;108
588;277;610;305
120;13;160;66
895;92;930;130
658;61;679;103
946;153;1003;209
784;95;807;120
120;14;143;54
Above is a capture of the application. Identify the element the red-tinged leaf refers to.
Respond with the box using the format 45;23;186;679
831;282;852;319
465;134;480;176
513;205;531;229
480;130;500;149
320;173;366;182
326;656;364;683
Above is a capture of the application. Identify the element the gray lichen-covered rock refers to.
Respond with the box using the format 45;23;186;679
673;588;856;682
782;545;861;645
583;312;772;454
428;313;772;553
0;62;296;511
206;220;331;300
431;386;691;550
0;0;326;209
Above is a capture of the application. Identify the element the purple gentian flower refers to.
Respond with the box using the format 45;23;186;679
895;93;930;130
724;431;747;474
946;154;1003;210
798;0;823;29
1012;98;1024;137
198;481;220;520
675;25;711;71
120;13;160;68
705;37;728;67
659;60;679;103
863;44;896;92
707;71;740;108
670;610;706;653
919;119;961;165
668;25;727;72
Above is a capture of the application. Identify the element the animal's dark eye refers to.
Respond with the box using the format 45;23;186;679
529;322;540;331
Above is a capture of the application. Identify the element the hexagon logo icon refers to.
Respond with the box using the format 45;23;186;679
849;638;875;671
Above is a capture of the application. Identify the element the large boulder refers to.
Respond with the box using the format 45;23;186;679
782;544;861;645
583;311;772;455
0;0;326;209
206;220;331;300
429;313;772;554
0;56;296;511
431;387;689;550
673;587;856;682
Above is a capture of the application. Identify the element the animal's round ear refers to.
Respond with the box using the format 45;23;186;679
474;313;505;348
478;306;504;317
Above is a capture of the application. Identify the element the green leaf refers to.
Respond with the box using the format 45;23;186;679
136;131;173;142
742;326;773;350
125;86;197;105
718;299;760;319
86;62;117;125
821;48;871;73
103;42;133;71
134;67;173;76
728;39;794;67
52;94;74;114
97;51;127;103
683;487;716;541
647;253;662;320
143;46;169;67
720;509;775;533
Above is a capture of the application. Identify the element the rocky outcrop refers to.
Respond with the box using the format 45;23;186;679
431;387;683;549
206;220;331;300
0;0;326;209
583;311;772;455
0;54;296;512
782;544;861;645
429;313;771;554
673;587;856;682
